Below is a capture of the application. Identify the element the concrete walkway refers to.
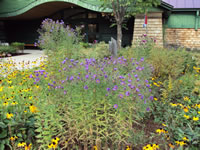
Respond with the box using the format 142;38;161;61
1;49;47;71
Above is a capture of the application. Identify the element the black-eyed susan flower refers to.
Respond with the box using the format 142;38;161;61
6;112;13;119
154;97;158;101
126;145;131;150
93;145;98;150
168;143;175;149
184;115;190;119
29;104;38;113
193;116;199;121
25;143;32;150
182;137;189;141
183;107;189;112
11;101;18;105
183;96;189;101
17;142;26;147
3;101;8;106
0;86;3;92
170;103;177;107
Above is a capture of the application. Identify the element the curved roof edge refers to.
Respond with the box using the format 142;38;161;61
0;0;111;18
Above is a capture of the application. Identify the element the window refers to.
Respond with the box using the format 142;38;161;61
88;13;97;19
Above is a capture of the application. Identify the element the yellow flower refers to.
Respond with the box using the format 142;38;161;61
193;117;199;121
8;85;14;89
182;137;189;141
25;144;32;150
169;143;175;149
184;115;190;119
0;86;3;92
179;141;186;146
162;123;166;127
153;82;160;87
11;101;18;105
154;98;158;101
126;146;131;150
17;142;26;147
93;146;98;150
51;137;60;144
183;107;189;112
183;96;189;101
6;112;13;119
48;143;53;149
3;101;8;106
10;136;15;141
29;104;38;113
170;103;177;107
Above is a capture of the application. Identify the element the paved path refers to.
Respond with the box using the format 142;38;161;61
0;50;46;76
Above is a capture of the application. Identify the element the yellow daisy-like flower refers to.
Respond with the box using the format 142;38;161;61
17;142;26;147
162;123;167;127
93;146;98;150
183;107;189;112
193;117;199;121
125;146;131;150
25;143;32;150
170;103;177;107
184;114;190;119
183;96;189;101
182;137;189;141
179;141;187;146
3;101;8;106
29;104;38;113
6;112;13;119
11;101;18;105
0;86;3;92
10;136;15;141
154;98;158;101
169;143;175;149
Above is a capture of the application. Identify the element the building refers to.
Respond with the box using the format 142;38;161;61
0;0;200;49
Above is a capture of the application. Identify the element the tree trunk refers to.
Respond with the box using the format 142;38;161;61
117;23;122;50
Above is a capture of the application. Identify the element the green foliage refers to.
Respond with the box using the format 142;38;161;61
10;42;25;50
0;45;16;55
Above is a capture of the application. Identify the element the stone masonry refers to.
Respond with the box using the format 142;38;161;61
132;12;163;47
165;28;200;50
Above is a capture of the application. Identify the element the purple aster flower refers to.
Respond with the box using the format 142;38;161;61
113;104;118;109
35;78;40;82
64;90;67;95
106;88;110;92
105;94;108;96
146;107;150;112
77;76;80;80
93;74;97;79
69;65;72;68
123;87;126;90
61;80;65;84
53;81;56;84
137;78;140;82
62;60;66;64
112;85;118;91
36;73;39;77
128;80;132;83
119;94;123;99
120;81;126;85
85;74;89;79
84;85;88;90
149;89;152;92
130;85;135;89
114;68;117;71
29;74;33;78
136;67;139;70
70;76;74;81
140;57;144;62
44;74;47;78
59;70;61;72
141;95;144;99
145;80;149;83
63;67;66;71
96;79;100;83
149;96;154;100
146;84;150;88
125;91;130;96
134;74;138;78
136;88;140;92
104;75;108;78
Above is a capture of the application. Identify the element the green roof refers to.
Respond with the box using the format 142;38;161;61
0;0;110;18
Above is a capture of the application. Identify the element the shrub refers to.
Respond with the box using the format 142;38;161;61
10;42;25;50
0;46;16;55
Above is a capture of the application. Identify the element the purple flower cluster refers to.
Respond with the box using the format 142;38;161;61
46;56;153;112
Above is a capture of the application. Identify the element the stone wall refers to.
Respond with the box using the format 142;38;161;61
132;12;163;47
165;28;200;50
